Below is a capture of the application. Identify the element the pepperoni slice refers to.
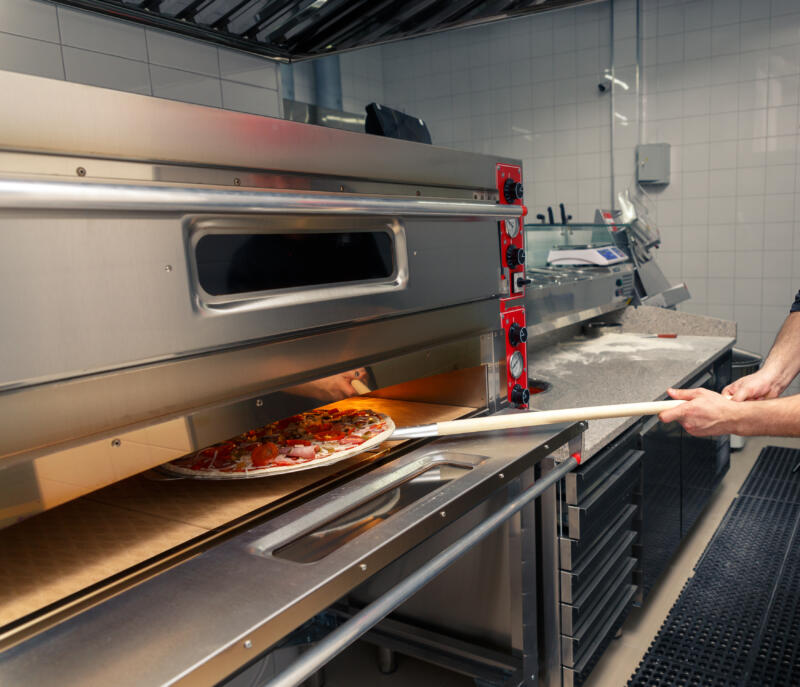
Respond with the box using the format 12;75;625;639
251;442;279;467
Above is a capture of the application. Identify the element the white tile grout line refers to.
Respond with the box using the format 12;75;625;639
53;4;66;82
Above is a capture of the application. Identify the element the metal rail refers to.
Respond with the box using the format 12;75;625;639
263;456;579;687
0;178;519;218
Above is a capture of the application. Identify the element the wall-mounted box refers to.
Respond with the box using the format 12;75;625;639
636;143;670;185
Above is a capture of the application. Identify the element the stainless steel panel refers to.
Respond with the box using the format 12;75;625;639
537;457;563;687
0;151;492;202
0;303;494;462
0;213;501;391
0;423;584;687
524;264;633;338
347;488;516;650
0;71;517;191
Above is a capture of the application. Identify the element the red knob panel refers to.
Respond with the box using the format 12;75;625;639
501;305;528;408
497;163;526;298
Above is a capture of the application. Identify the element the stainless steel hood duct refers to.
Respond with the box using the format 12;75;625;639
49;0;603;61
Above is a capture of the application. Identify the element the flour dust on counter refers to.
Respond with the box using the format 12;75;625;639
531;333;695;371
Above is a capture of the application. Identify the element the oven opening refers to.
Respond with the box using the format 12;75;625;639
273;462;473;564
0;364;484;645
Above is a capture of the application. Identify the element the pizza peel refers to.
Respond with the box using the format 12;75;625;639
389;400;685;440
161;400;683;479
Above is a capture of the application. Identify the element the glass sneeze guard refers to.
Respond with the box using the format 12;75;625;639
524;223;631;270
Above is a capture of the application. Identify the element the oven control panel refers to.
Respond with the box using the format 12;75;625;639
497;163;528;297
497;162;529;408
501;305;529;408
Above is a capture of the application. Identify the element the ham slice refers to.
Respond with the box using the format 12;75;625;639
288;445;316;460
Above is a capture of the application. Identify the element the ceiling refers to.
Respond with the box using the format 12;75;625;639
53;0;601;61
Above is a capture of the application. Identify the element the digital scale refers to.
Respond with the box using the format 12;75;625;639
547;244;628;266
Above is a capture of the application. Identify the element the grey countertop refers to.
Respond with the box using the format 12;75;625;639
527;331;735;459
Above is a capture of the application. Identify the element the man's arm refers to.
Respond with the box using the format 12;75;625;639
659;387;800;437
723;311;800;401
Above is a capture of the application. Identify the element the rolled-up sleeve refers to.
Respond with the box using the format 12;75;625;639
792;290;800;313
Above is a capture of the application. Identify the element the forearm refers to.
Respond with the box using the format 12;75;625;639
732;394;800;436
761;312;800;388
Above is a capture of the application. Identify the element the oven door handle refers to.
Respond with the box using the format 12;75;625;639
262;456;579;687
0;177;520;219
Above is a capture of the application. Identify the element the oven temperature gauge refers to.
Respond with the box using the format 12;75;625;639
505;217;520;238
508;350;524;379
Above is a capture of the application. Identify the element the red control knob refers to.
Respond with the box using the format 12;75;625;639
511;384;530;406
506;245;526;268
503;178;524;204
508;322;528;347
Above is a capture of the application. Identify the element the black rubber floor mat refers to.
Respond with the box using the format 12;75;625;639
628;446;800;687
627;655;739;687
739;445;800;504
747;529;800;686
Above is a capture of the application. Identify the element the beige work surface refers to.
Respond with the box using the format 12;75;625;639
0;398;474;630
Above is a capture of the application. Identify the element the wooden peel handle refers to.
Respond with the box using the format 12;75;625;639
350;379;371;395
435;400;685;436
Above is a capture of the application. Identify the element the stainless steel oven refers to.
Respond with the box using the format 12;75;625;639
0;70;583;687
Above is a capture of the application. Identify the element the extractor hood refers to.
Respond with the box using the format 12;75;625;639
52;0;602;61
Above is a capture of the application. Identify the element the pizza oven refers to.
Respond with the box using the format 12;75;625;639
0;70;583;687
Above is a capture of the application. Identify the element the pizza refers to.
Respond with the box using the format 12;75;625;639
162;407;394;479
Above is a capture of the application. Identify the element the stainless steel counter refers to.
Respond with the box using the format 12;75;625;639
527;332;735;459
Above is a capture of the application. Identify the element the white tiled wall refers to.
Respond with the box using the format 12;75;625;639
639;0;800;359
339;47;384;114
0;0;280;117
375;4;614;223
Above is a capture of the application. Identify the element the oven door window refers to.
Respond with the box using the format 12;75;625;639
196;231;394;296
187;217;408;313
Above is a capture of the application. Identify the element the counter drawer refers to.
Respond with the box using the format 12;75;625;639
560;529;637;604
561;579;637;668
566;451;641;540
561;585;637;687
561;555;636;635
565;435;641;506
560;503;637;571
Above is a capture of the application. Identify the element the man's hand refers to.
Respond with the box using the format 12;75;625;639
722;368;785;401
658;387;741;437
286;368;370;402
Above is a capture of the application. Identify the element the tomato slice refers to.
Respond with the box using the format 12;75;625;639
251;442;279;467
285;439;312;446
190;455;215;470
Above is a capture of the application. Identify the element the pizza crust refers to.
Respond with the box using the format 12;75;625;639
160;412;395;480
